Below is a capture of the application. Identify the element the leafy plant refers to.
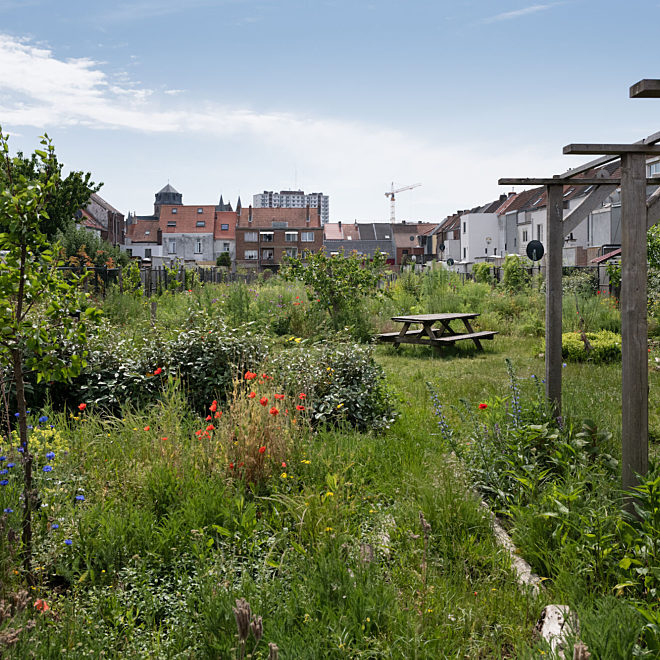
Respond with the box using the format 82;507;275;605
562;330;622;363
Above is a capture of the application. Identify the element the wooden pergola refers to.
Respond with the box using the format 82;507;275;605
499;79;660;496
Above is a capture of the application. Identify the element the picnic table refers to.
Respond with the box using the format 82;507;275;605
377;313;497;351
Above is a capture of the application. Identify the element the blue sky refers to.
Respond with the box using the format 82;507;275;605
1;0;659;222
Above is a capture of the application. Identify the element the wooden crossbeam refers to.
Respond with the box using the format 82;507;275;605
564;144;660;155
630;79;660;98
499;177;621;185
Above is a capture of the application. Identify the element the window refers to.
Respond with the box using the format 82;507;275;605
220;224;229;231
301;231;314;242
261;248;274;260
649;161;660;176
171;208;177;214
463;247;466;259
245;232;258;242
272;221;288;228
260;231;274;242
197;208;203;214
463;222;466;234
223;242;230;252
494;248;497;255
522;230;528;243
537;225;543;242
485;248;488;254
168;240;176;254
196;220;205;227
167;221;176;227
284;247;298;258
194;240;202;254
145;249;151;258
285;231;298;242
144;230;150;236
244;249;258;260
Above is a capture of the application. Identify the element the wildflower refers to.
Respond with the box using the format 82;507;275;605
248;392;256;399
195;430;203;437
4;508;12;513
301;459;311;464
51;523;59;529
562;362;567;368
13;413;19;418
34;599;50;612
281;472;287;479
42;465;53;473
244;371;257;380
299;393;306;399
0;480;8;486
336;403;344;409
206;424;215;431
296;404;305;411
144;426;150;431
154;367;162;375
0;470;6;475
64;539;73;546
281;461;287;468
78;403;87;411
214;411;222;419
269;407;279;416
294;337;302;342
274;393;285;400
205;415;212;421
209;400;218;412
229;462;234;469
478;403;488;410
0;457;4;462
161;437;168;441
6;463;14;469
259;397;268;406
38;416;48;423
75;495;85;501
258;446;266;454
324;526;333;532
325;491;334;497
261;373;268;379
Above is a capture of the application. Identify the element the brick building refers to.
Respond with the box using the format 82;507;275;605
235;206;323;271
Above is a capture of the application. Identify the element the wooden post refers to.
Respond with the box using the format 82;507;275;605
545;184;564;417
151;300;157;327
621;152;648;494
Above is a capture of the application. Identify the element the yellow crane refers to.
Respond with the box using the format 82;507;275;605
385;182;421;223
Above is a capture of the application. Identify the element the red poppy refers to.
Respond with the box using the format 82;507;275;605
269;407;279;416
78;403;87;411
478;403;488;410
195;430;203;437
248;392;256;399
258;446;266;454
209;400;218;412
281;461;287;468
274;393;285;400
293;302;300;306
205;415;212;421
214;411;222;419
206;424;215;431
296;404;305;411
244;371;257;380
239;461;244;467
229;462;234;469
161;437;168;441
34;599;49;612
261;373;268;379
298;393;306;400
144;426;150;431
154;367;162;375
259;397;268;406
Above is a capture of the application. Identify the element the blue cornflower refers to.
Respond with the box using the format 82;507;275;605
64;539;73;546
42;465;53;473
75;495;85;501
46;451;55;460
0;480;8;486
17;447;24;453
51;523;59;529
7;463;14;469
0;469;7;475
13;413;19;418
26;410;31;415
0;456;5;461
3;508;12;513
27;425;33;430
39;416;48;423
562;362;567;368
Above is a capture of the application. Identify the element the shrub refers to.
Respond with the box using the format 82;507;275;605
472;262;493;285
562;330;622;363
501;254;532;292
271;342;397;432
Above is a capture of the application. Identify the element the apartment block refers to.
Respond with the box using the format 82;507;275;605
253;190;329;224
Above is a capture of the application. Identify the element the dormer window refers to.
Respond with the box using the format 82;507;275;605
196;220;205;227
197;208;203;214
144;230;150;236
171;208;177;214
167;221;176;227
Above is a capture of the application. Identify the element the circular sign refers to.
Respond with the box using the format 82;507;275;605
439;243;446;252
446;258;455;266
409;235;415;242
526;240;545;261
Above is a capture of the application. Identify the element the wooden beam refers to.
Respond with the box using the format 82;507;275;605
562;185;618;237
620;152;649;497
499;177;660;186
545;184;563;418
564;144;660;156
630;79;660;98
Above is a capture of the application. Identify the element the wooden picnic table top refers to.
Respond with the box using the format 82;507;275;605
390;312;480;323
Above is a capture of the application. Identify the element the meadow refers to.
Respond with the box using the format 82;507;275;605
1;264;659;659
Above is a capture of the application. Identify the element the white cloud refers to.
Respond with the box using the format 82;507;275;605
482;3;557;23
0;33;564;220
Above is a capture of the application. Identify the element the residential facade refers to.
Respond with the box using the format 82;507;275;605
253;190;330;224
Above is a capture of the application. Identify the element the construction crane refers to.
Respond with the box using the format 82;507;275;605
385;182;421;223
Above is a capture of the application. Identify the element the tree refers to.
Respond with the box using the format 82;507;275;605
0;129;100;583
216;251;232;268
0;148;101;239
280;248;388;331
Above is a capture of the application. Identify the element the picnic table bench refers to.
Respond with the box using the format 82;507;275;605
377;313;497;351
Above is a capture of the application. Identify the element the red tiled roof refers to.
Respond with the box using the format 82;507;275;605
126;218;159;243
236;207;322;228
214;211;237;240
160;205;217;233
324;223;343;240
590;248;621;264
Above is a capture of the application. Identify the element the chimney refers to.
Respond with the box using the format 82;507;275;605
338;220;342;228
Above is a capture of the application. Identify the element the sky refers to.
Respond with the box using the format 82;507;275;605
1;0;659;223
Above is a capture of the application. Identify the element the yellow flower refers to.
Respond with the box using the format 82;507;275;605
324;527;333;532
325;491;334;497
303;613;310;623
280;472;287;479
294;337;302;343
301;459;311;464
336;403;344;409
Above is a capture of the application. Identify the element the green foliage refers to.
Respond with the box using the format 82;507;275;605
472;262;494;285
216;251;231;268
501;254;532;292
57;224;128;268
562;330;622;363
123;260;143;295
280;248;388;336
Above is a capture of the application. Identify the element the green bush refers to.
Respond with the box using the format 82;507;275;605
502;254;532;292
562;330;622;363
272;342;397;432
472;262;493;285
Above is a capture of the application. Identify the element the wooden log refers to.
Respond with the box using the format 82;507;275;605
630;79;660;98
545;184;563;418
621;152;649;497
564;143;660;155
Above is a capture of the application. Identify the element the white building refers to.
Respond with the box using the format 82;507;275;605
253;190;329;224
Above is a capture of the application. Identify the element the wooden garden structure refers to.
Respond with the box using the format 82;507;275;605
499;79;660;495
